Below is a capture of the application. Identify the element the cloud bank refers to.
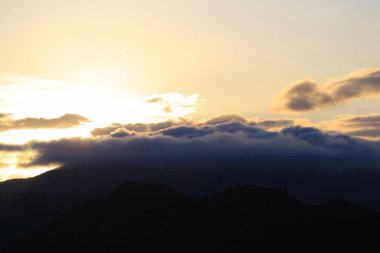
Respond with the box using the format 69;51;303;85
0;114;375;210
33;121;378;171
277;69;380;112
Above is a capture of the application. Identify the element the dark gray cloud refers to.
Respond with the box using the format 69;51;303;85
206;115;301;130
205;115;246;125
0;143;25;151
277;70;380;112
32;120;379;170
0;113;90;132
249;119;296;129
162;121;279;139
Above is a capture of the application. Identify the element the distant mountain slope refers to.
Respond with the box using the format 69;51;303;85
1;165;380;248
3;182;380;253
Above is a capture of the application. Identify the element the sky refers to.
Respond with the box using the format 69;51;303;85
1;0;380;181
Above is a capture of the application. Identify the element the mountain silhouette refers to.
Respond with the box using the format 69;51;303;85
2;182;380;253
1;165;380;247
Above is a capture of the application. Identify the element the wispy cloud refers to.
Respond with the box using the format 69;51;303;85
146;92;199;117
0;113;90;132
320;113;380;140
276;69;380;113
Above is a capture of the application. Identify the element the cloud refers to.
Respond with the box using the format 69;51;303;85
110;128;135;138
321;113;380;140
277;69;380;112
0;143;25;151
0;114;90;132
163;121;278;139
31;118;380;172
18;115;380;209
91;120;187;136
249;118;310;130
205;114;247;125
91;123;146;136
205;115;309;130
196;112;380;141
146;92;198;116
91;115;306;139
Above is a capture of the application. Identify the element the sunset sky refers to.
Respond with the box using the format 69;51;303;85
1;0;380;181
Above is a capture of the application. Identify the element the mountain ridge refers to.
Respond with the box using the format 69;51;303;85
2;182;380;253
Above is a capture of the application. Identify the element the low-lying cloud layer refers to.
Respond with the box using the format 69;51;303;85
277;69;380;112
31;115;380;172
90;113;380;140
0;114;378;209
0;113;90;132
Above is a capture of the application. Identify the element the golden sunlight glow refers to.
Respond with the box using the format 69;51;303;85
0;124;94;144
68;67;129;86
0;72;199;181
0;73;198;126
0;167;55;182
0;151;58;182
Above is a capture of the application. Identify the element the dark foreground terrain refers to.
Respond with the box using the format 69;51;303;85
2;182;380;253
1;165;380;247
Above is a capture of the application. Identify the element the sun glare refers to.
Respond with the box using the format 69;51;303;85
68;67;128;87
1;72;198;127
0;166;56;182
0;71;199;181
